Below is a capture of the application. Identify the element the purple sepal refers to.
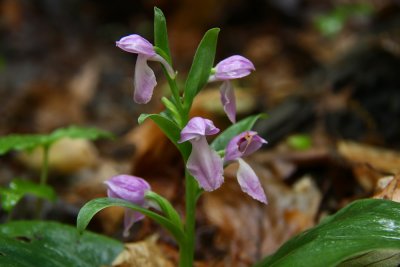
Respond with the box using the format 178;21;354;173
178;117;220;143
214;55;255;80
116;34;156;56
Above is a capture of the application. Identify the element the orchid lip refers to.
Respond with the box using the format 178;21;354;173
224;131;267;162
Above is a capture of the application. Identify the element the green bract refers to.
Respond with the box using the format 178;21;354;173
154;7;172;65
183;28;220;112
138;113;191;159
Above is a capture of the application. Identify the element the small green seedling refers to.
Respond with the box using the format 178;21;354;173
0;125;113;218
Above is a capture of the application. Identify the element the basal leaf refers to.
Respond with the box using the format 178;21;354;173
211;114;265;151
255;199;400;267
183;28;219;111
154;7;172;64
0;221;122;267
338;249;400;266
77;197;184;242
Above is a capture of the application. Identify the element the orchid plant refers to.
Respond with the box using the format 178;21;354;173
77;7;267;266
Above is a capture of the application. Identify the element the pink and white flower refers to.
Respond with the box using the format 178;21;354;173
209;55;255;123
116;34;175;104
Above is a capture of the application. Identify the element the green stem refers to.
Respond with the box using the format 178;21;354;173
6;208;14;222
166;75;186;128
179;170;198;267
36;144;50;218
40;145;50;185
174;86;196;266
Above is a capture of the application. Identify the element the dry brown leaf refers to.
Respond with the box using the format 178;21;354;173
68;58;101;106
193;88;256;119
17;137;99;174
124;119;182;200
112;235;174;267
337;141;400;191
202;161;321;266
338;141;400;173
373;174;400;202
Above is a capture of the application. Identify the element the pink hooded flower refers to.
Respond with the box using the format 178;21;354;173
116;34;175;104
178;117;224;191
104;174;151;236
209;55;255;123
224;131;267;203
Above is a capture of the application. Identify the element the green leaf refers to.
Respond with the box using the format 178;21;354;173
255;199;400;267
0;134;48;155
287;134;312;150
211;114;265;151
10;179;56;201
0;126;113;156
183;28;220;111
49;125;114;143
145;191;183;231
0;179;56;212
154;7;172;64
138;113;191;159
314;3;374;36
0;221;122;267
77;197;184;243
0;188;22;212
338;249;400;266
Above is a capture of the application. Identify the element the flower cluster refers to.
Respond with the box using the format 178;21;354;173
179;117;267;203
106;33;266;237
105;118;268;235
116;35;255;123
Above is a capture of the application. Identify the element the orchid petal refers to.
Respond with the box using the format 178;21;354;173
116;34;156;57
214;55;255;80
236;159;267;204
178;117;220;143
134;54;157;104
187;137;224;191
220;81;236;123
